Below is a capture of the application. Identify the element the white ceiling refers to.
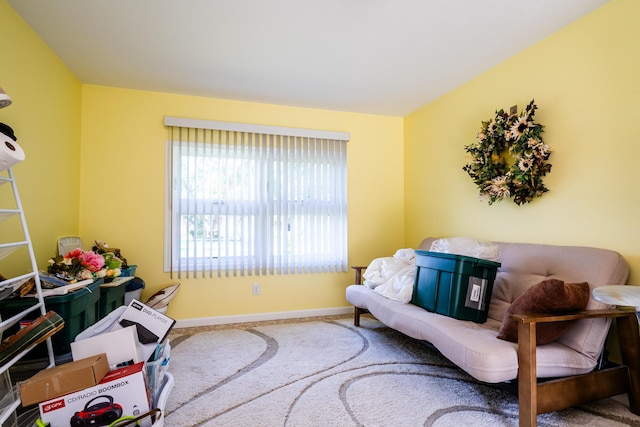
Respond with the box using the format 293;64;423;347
9;0;608;116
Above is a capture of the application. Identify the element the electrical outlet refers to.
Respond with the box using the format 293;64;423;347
252;283;260;295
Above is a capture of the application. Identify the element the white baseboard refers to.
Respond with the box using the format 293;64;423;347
174;306;353;329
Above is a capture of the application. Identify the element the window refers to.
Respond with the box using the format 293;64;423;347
164;117;349;278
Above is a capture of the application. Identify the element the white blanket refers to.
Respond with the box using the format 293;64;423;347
363;248;416;303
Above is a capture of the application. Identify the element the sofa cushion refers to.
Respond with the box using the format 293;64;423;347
496;279;590;345
346;284;599;383
145;282;180;309
419;238;627;359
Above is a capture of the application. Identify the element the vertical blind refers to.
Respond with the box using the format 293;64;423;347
164;117;349;278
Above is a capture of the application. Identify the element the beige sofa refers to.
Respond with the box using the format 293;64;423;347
346;238;640;426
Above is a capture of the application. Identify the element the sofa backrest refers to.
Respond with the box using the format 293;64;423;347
418;238;630;358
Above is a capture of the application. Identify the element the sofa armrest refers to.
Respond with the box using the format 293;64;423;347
351;265;367;285
511;308;640;426
510;308;634;323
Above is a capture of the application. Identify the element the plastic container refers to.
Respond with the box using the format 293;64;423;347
0;371;13;407
99;282;126;319
16;407;38;427
57;236;82;257
151;372;174;427
120;265;138;277
411;250;501;323
0;380;19;427
0;280;102;357
124;277;145;306
1;410;17;427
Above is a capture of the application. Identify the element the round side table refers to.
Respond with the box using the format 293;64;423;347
592;285;640;322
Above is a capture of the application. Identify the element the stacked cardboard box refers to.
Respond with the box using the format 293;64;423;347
18;300;174;427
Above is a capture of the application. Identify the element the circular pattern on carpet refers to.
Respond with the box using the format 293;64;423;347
165;317;640;426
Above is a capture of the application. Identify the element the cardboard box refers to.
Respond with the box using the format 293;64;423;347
19;354;109;407
71;325;142;368
110;299;176;361
39;361;151;427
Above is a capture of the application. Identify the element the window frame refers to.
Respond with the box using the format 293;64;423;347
164;117;349;277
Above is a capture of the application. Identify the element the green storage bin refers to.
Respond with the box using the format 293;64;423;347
99;282;126;319
412;250;501;323
0;279;102;357
119;264;137;277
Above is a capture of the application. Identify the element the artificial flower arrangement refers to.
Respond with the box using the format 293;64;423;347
91;240;130;271
47;240;127;283
462;100;552;205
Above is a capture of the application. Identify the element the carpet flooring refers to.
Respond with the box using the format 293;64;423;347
164;315;640;426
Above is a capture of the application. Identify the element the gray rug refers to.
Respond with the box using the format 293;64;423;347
164;316;640;426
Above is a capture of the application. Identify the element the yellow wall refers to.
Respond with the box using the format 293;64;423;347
80;86;404;319
7;0;638;323
0;0;82;276
404;0;640;283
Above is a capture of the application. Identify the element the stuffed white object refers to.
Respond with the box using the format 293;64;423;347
362;248;417;303
145;283;180;309
363;257;408;289
373;263;417;303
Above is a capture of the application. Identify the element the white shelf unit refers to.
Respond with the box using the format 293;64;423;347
0;168;55;424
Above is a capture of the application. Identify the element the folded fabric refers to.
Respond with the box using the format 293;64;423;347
373;263;417;303
363;249;416;289
393;248;416;263
0;311;64;365
363;257;408;289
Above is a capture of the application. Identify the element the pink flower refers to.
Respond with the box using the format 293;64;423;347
79;251;105;272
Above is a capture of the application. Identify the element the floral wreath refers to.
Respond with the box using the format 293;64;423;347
462;100;552;205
